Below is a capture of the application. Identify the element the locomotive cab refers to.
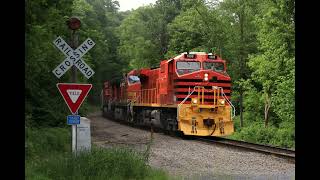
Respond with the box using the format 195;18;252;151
175;52;227;76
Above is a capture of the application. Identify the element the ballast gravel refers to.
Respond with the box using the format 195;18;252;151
89;112;295;179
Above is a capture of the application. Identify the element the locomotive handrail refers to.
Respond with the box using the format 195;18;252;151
177;86;202;121
216;86;236;118
128;88;157;104
178;86;199;106
141;88;157;104
128;92;140;105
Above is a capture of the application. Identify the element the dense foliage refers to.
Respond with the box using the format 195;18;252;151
26;0;295;147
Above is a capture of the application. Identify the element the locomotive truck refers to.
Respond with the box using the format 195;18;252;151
101;52;235;136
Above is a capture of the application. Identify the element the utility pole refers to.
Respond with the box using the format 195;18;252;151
67;16;81;154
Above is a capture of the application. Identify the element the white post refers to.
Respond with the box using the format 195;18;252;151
72;124;77;153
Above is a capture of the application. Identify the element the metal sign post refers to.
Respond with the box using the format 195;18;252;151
70;26;78;154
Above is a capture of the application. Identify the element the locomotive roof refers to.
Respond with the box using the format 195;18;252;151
171;52;224;61
127;52;226;76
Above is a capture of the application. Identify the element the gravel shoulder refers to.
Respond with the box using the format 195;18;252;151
89;112;295;179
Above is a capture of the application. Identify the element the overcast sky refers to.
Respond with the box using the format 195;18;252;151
117;0;157;11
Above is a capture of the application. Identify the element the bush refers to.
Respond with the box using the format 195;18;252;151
229;121;295;148
270;121;295;148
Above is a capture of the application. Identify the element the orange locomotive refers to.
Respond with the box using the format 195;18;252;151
101;52;235;136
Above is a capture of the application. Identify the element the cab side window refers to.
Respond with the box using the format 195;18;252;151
128;75;140;84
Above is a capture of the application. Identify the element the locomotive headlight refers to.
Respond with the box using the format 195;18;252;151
219;99;225;105
204;73;209;81
192;98;198;104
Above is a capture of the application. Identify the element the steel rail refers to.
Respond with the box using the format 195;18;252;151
196;137;295;162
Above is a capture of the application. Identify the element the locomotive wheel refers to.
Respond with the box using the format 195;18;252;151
166;124;175;136
163;129;169;135
175;131;184;137
126;113;134;123
102;105;107;117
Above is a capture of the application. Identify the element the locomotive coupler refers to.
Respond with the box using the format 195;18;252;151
203;118;214;127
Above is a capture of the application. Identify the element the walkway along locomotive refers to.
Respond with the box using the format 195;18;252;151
101;52;235;136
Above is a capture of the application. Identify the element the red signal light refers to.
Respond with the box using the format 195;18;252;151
67;17;81;30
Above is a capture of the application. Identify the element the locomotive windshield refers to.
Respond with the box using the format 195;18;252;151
128;75;140;84
176;61;201;75
203;62;224;72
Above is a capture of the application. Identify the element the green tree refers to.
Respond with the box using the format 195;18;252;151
166;0;228;56
248;0;295;127
218;0;259;127
154;0;182;58
117;6;162;69
117;1;182;69
26;0;74;127
65;0;127;104
167;8;204;54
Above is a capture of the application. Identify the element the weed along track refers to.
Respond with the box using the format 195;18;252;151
89;112;295;179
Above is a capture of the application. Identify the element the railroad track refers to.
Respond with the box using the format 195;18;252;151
100;113;295;162
196;137;295;163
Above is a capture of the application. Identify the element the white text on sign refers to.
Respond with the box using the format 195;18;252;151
67;89;82;103
52;36;95;79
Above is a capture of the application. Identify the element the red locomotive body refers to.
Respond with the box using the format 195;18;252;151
102;52;235;136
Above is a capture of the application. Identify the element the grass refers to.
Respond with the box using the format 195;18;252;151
26;127;170;180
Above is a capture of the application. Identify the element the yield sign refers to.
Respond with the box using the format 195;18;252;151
57;83;92;114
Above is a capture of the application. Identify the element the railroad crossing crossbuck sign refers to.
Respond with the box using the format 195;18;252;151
52;36;95;79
